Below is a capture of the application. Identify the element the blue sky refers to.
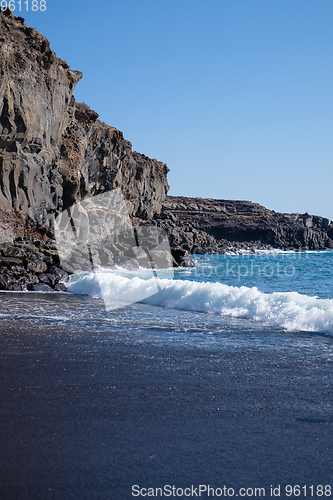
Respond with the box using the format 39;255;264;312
21;0;333;220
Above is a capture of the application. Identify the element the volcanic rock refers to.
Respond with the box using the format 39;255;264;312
158;196;333;252
0;12;169;242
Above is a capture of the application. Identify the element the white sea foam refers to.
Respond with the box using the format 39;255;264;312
67;271;333;334
223;248;293;255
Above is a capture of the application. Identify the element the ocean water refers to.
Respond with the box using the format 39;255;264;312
67;250;333;336
2;250;333;346
2;250;333;498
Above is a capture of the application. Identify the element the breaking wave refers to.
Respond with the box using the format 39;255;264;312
67;271;333;335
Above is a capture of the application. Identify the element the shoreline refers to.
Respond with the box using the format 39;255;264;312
0;235;331;292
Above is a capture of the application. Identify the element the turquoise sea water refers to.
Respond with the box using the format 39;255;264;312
189;251;333;299
61;250;333;337
2;250;332;344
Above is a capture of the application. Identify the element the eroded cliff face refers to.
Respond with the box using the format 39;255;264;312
159;196;333;252
60;103;169;219
0;12;169;239
0;13;81;227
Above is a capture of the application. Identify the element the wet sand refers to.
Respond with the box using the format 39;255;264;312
0;322;333;499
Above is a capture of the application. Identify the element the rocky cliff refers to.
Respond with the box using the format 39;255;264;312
0;11;169;241
1;8;333;285
157;196;333;253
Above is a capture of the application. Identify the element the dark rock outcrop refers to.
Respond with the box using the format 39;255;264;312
0;238;68;291
0;12;169;241
0;13;80;231
157;196;333;253
61;102;169;219
0;233;185;291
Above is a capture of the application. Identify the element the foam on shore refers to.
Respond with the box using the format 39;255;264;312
67;271;333;335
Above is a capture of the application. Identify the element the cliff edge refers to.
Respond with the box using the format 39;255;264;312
0;12;169;242
158;196;333;253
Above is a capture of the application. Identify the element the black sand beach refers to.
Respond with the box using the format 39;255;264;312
0;295;333;499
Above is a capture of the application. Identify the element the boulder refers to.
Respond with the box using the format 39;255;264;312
29;283;54;292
